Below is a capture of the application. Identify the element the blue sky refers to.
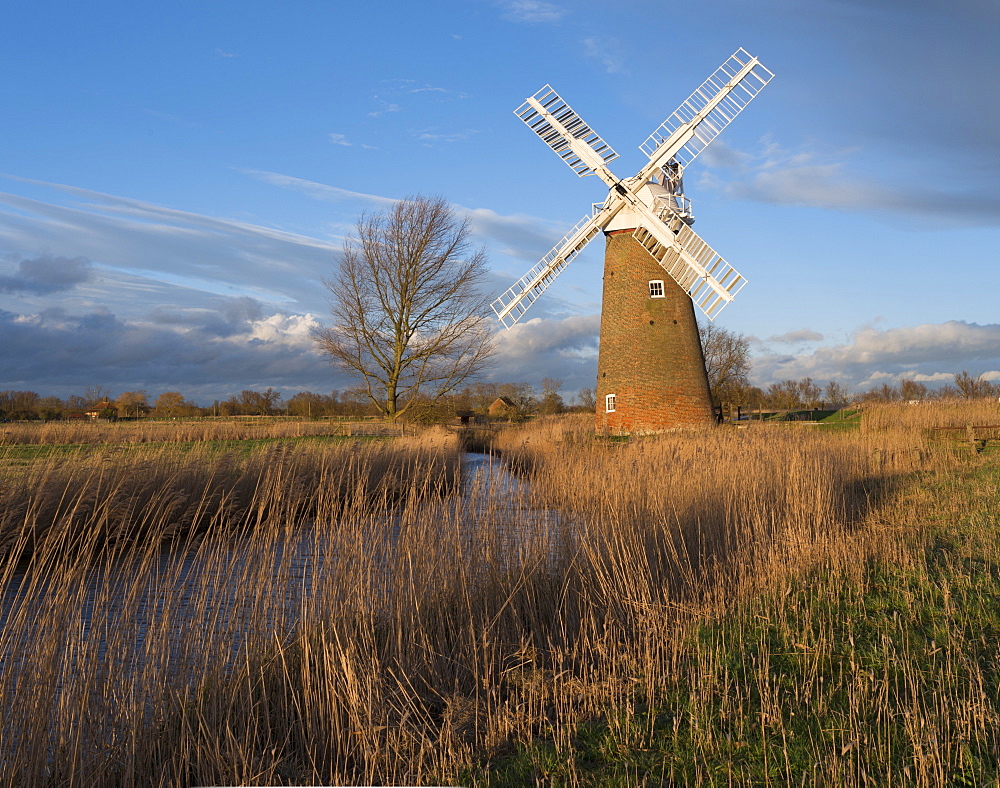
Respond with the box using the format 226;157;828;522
2;0;998;403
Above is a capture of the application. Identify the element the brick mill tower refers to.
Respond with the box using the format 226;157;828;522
491;50;774;434
594;230;713;433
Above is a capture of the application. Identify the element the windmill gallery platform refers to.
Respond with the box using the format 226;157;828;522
491;48;774;435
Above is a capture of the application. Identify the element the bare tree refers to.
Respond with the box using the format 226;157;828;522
899;379;928;401
312;195;495;421
860;382;901;402
83;385;112;408
823;380;851;407
0;390;40;420
797;377;822;409
954;370;994;399
238;388;282;415
538;378;564;415
766;379;802;410
116;390;149;419
698;322;751;406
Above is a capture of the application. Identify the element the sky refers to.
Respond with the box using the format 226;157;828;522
1;0;998;404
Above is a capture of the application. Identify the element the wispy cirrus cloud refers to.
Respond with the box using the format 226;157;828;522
497;0;565;23
328;132;377;150
414;128;480;146
699;138;1000;227
367;79;469;118
0;175;340;317
367;100;401;118
239;170;397;208
767;328;824;344
241;171;568;268
582;36;627;74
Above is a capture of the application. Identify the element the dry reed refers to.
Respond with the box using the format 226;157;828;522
0;409;995;784
0;418;405;447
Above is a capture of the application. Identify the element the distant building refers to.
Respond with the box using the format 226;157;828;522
85;399;118;420
487;396;517;418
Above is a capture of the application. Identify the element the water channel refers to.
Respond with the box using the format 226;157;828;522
0;451;565;765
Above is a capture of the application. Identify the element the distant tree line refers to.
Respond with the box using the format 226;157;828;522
0;378;600;423
696;323;1000;411
3;334;995;425
708;370;1000;413
855;371;1000;403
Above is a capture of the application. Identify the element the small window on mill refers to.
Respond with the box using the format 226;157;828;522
649;280;665;298
605;393;616;412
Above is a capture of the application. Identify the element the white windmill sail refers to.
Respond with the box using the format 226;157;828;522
491;207;613;328
638;48;774;177
514;85;619;179
632;219;746;319
495;49;771;328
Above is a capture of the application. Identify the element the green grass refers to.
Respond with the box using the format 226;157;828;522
0;432;386;465
733;408;861;427
470;457;1000;785
818;407;862;426
0;443;92;460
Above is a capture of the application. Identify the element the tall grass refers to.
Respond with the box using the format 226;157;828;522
860;396;1000;432
0;418;404;447
0;410;995;784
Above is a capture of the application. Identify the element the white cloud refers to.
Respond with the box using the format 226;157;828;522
329;133;352;147
0;302;344;401
497;0;565;23
0;175;341;321
461;206;564;263
248;312;321;346
768;329;824;344
0;254;92;294
367;101;401;118
751;320;1000;392
240;170;396;208
415;128;480;145
582;37;627;74
233;176;567;271
488;313;600;390
367;80;468;118
0;172;607;399
699;138;1000;227
911;371;957;383
494;314;599;360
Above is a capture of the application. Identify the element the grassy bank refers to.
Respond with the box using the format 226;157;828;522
2;405;999;784
480;417;1000;784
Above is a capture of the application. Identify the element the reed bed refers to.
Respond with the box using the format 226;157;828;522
0;410;995;784
860;396;1000;432
0;418;400;447
0;430;460;563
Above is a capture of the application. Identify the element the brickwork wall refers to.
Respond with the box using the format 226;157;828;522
594;230;715;433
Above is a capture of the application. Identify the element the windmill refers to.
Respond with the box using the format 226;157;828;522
493;48;773;433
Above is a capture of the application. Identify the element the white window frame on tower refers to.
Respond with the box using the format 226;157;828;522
649;280;665;298
605;393;616;412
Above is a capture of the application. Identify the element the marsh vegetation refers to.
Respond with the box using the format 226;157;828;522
1;404;998;785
